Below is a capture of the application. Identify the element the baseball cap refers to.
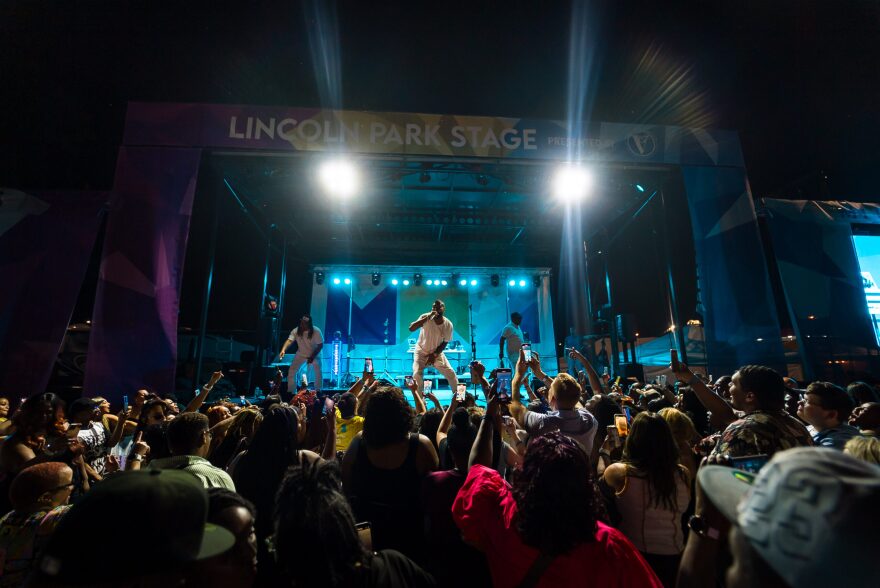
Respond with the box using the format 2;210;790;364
700;447;880;588
37;469;235;584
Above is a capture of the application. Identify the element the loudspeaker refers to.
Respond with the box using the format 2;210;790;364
618;362;645;382
615;314;638;342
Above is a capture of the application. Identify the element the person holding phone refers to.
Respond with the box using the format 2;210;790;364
499;312;525;368
408;299;459;396
279;314;324;392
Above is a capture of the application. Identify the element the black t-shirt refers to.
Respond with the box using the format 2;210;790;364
367;550;435;587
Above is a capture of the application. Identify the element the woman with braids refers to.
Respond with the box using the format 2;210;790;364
273;460;435;587
453;390;662;587
603;412;691;587
230;405;322;585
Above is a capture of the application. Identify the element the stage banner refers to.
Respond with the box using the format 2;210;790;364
123;102;744;167
84;147;201;401
0;190;106;397
681;167;786;374
763;199;879;380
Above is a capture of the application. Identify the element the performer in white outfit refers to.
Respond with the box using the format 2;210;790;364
409;299;459;394
279;314;323;391
499;311;525;368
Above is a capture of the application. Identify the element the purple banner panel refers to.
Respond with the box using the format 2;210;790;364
0;190;106;396
84;147;201;401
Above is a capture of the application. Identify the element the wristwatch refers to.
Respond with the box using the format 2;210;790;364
687;515;720;540
129;454;145;462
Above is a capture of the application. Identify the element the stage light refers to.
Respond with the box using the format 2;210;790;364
635;184;646;192
459;279;467;286
343;278;351;285
552;163;592;202
491;274;499;287
470;279;478;286
371;273;381;286
391;279;399;286
426;279;434;285
533;275;541;287
402;279;410;286
333;278;341;285
315;272;325;285
440;279;448;286
508;279;516;286
318;158;360;199
413;273;422;286
519;280;527;287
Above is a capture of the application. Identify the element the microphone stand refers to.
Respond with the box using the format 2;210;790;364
468;304;479;401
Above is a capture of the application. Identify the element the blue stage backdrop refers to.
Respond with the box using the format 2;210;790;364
309;266;556;381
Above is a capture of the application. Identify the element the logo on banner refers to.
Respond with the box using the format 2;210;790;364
627;132;657;157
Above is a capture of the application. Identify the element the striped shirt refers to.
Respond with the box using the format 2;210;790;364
149;455;236;491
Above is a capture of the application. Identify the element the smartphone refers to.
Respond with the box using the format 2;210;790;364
239;395;246;405
322;397;335;417
301;373;309;387
355;521;373;551
671;349;680;372
659;374;668;387
603;366;609;376
496;368;512;403
606;424;621;448
122;395;129;413
456;384;467;403
522;343;532;362
424;380;432;392
623;406;632;423
614;376;621;386
614;414;629;437
66;423;82;438
404;375;414;387
730;454;770;474
365;358;373;373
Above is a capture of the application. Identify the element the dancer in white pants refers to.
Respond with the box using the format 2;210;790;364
409;299;459;394
279;314;323;391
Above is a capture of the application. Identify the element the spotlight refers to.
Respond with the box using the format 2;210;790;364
459;279;467;286
533;275;541;287
519;280;527;287
635;183;646;193
333;278;341;285
508;279;516;286
552;163;592;202
413;273;422;286
419;171;431;183
491;274;499;287
470;279;478;286
315;272;325;285
426;279;434;286
343;278;351;285
402;279;410;286
391;279;399;286
440;280;448;286
371;273;380;286
318;158;359;199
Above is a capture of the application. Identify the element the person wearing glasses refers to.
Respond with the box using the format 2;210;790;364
148;413;235;491
0;462;74;585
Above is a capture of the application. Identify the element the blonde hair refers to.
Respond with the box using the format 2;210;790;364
659;407;699;445
844;436;880;465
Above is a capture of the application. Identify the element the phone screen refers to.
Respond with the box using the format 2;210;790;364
239;395;246;405
456;384;467;402
122;395;129;413
424;380;432;392
623;406;632;423
365;358;373;373
404;375;414;387
730;454;770;474
322;397;335;416
496;369;512;402
522;343;531;362
670;349;680;372
301;373;308;387
614;414;628;437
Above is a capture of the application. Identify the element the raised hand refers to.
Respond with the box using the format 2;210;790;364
515;348;528;377
470;360;486;381
208;371;224;387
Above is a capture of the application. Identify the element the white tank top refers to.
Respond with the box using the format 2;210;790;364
615;467;690;555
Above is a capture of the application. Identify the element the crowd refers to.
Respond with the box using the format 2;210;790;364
0;346;878;587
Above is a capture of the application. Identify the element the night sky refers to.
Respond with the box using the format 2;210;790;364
3;0;879;201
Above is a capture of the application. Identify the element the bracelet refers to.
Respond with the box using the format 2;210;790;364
129;454;145;462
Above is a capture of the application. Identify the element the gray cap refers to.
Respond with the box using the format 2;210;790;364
700;447;880;588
